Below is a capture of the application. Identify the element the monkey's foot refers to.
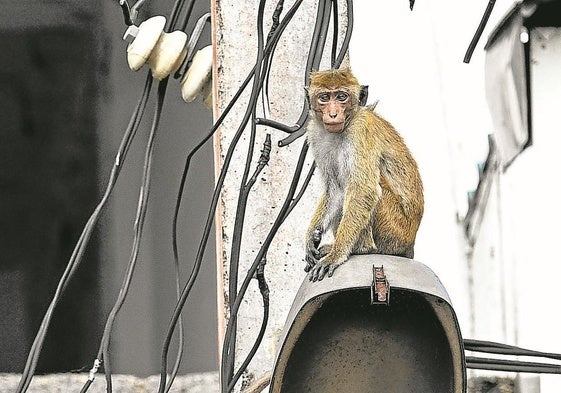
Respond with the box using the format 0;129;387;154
309;254;347;282
305;244;334;273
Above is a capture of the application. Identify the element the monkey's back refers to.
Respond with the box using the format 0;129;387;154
355;108;424;257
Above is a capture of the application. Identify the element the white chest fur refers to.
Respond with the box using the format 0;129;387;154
307;119;355;230
307;119;355;189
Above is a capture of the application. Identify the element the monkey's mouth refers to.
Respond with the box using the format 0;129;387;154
323;121;345;132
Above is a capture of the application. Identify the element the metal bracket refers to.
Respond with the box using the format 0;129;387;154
371;265;390;305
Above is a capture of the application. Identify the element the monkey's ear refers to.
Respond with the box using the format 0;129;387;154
359;85;369;106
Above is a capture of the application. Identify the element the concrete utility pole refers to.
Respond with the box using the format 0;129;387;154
211;0;348;390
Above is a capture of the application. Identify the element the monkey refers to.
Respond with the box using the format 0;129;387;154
304;67;424;282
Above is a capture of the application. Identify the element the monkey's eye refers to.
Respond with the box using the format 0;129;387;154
317;93;331;103
335;92;349;102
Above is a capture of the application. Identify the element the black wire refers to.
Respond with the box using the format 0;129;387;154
276;0;354;147
79;380;92;393
167;0;190;32
466;356;561;374
283;162;316;220
15;74;153;393
224;108;260;385
464;339;561;361
176;0;198;32
224;0;288;382
463;0;496;63
227;257;270;393
118;0;134;26
99;77;169;393
220;1;268;387
259;0;331;143
222;1;356;388
331;0;339;68
221;142;310;393
225;134;271;389
163;2;305;391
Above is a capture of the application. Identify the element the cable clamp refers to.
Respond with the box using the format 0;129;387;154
88;359;102;382
371;265;390;305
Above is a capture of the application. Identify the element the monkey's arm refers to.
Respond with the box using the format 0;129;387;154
305;193;327;272
309;181;379;281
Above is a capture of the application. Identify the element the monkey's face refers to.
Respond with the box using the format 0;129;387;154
314;90;353;133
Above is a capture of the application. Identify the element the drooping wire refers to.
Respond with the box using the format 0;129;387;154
221;142;310;393
226;257;270;393
225;134;272;390
80;2;192;392
15;73;154;393
222;2;356;390
223;0;291;383
271;0;354;147
79;2;191;391
463;0;496;63
222;0;317;388
97;78;169;393
162;2;306;392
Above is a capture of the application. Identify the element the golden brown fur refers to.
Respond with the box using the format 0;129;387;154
305;68;424;281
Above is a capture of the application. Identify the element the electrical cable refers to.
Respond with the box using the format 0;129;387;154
220;0;268;388
225;134;271;389
118;0;134;26
331;0;339;68
223;110;260;385
275;0;354;147
282;162;316;220
97;78;169;393
223;0;290;382
463;0;496;63
222;2;356;389
226;257;270;393
163;2;305;392
465;338;561;374
221;142;310;393
221;0;323;386
466;356;561;374
464;339;561;361
16;73;153;393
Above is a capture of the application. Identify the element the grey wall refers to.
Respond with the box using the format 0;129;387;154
0;0;218;376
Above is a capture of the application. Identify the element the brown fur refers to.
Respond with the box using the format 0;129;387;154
305;68;424;281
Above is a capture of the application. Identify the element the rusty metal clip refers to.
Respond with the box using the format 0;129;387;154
371;265;390;305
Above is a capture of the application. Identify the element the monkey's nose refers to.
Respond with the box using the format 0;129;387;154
329;113;337;118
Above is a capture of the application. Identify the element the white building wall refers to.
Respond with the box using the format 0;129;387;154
350;0;517;336
498;28;561;392
353;4;561;391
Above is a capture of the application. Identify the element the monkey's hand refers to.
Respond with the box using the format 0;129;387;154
309;249;348;282
305;228;323;272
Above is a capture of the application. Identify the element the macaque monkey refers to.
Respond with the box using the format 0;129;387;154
305;68;424;281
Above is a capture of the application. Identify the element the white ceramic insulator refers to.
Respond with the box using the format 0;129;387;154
149;31;188;80
126;16;166;71
181;45;213;103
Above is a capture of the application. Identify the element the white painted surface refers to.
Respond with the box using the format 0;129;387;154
214;0;561;391
212;0;348;389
